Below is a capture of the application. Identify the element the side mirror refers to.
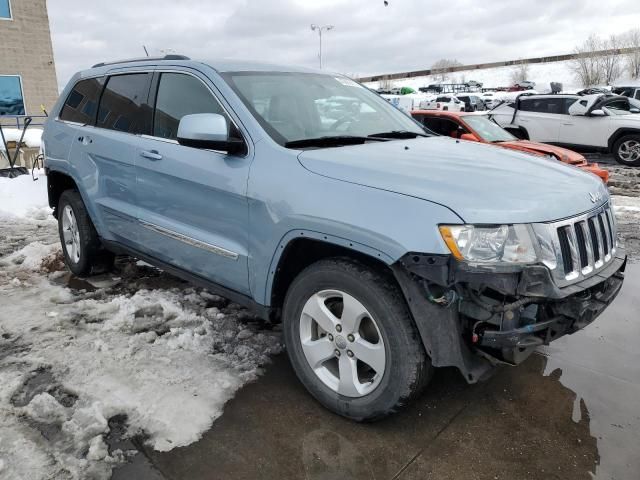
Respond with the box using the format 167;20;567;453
177;113;244;154
630;108;640;114
460;133;479;142
589;109;606;117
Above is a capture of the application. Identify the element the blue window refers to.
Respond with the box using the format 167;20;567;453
0;75;25;115
0;0;11;19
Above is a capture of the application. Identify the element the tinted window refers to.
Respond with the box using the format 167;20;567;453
519;98;566;114
0;75;24;115
420;117;464;137
97;73;152;134
153;73;226;140
59;77;104;124
635;90;640;100
604;99;632;115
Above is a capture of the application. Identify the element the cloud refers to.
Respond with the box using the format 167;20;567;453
47;0;640;89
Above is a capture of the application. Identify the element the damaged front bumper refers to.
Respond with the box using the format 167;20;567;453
391;247;626;383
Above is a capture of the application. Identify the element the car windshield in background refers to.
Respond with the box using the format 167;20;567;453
222;72;425;147
463;115;516;142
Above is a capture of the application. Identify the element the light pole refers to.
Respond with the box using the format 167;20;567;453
310;24;334;69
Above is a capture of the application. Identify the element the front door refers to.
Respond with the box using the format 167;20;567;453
133;71;252;295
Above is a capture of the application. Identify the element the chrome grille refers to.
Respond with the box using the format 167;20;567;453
533;203;617;287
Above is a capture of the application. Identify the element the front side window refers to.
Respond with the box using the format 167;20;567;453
97;73;152;134
0;75;24;115
520;98;565;114
0;0;11;19
59;77;105;124
222;72;424;146
603;99;632;115
153;73;226;140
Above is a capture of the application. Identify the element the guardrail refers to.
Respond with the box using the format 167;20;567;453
0;115;48;129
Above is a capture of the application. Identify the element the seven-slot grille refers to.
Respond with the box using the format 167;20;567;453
554;204;616;283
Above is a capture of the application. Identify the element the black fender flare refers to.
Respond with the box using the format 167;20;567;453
608;128;640;152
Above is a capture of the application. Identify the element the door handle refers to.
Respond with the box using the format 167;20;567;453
140;150;163;161
562;123;573;126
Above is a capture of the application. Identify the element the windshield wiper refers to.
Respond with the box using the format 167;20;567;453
284;135;385;149
367;130;429;139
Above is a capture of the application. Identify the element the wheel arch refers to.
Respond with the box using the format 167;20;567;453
267;231;395;317
607;128;640;151
47;169;79;216
505;126;529;140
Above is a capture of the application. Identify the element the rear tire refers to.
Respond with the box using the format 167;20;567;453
282;258;432;421
613;134;640;166
57;190;114;276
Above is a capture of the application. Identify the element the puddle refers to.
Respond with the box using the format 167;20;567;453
540;262;640;480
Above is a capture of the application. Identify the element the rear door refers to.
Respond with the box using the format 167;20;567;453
133;70;252;294
516;97;564;142
64;72;152;246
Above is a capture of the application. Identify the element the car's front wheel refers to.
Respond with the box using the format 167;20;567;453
282;258;432;421
613;134;640;166
57;190;114;276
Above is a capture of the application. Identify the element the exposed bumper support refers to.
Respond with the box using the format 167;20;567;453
392;248;626;384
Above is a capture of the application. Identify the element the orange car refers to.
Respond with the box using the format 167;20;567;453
411;110;609;183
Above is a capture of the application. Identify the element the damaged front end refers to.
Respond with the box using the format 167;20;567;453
392;247;626;384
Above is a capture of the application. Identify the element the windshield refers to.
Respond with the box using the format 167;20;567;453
462;115;516;142
222;72;425;146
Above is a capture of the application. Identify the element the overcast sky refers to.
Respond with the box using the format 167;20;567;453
48;0;640;89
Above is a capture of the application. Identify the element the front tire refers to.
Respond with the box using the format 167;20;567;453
57;190;114;276
613;134;640;166
282;258;432;421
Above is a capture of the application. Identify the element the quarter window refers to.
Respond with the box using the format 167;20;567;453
0;75;24;115
153;73;226;140
59;77;105;124
0;0;11;19
97;73;152;134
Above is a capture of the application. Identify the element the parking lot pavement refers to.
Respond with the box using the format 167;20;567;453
121;264;640;480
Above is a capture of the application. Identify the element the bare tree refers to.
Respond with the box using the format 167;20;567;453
599;34;623;85
570;34;604;87
622;28;640;79
379;77;393;91
431;59;463;82
510;60;530;85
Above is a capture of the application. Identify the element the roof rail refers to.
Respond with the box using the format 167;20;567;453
91;54;190;68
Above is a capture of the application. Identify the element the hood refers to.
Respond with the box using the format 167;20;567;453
297;137;608;224
498;140;586;164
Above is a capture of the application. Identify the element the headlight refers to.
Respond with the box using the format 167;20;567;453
439;224;538;264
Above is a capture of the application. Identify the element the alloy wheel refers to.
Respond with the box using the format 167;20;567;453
618;140;640;163
299;289;386;398
61;204;81;264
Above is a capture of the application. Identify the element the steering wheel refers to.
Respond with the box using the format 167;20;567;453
330;114;358;132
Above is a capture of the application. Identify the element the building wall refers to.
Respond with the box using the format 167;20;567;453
0;0;59;116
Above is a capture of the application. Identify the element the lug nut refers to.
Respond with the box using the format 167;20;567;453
328;334;334;341
336;324;342;332
347;350;354;358
347;334;355;342
335;349;341;357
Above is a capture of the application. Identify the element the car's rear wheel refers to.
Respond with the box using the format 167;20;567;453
282;258;432;421
613;135;640;166
57;190;114;276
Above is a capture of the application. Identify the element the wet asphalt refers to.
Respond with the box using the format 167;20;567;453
112;263;640;480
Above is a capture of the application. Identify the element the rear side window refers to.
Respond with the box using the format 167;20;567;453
59;77;104;124
153;73;226;140
97;73;152;134
519;98;566;114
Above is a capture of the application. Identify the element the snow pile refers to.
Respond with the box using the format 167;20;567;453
0;127;43;149
0;170;50;218
0;177;282;479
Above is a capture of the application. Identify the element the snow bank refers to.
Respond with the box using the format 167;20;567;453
0;127;43;149
0;170;50;218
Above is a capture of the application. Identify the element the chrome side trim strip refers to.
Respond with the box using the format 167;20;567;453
139;220;239;260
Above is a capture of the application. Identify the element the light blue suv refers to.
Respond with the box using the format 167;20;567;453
43;56;626;420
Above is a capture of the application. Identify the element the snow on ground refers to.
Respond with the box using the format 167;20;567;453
363;59;638;95
0;172;281;479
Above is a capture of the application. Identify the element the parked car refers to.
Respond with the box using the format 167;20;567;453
419;95;465;111
516;80;536;89
466;80;483;88
612;85;640;100
455;94;486;112
43;56;626;421
411;110;609;183
490;93;640;166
